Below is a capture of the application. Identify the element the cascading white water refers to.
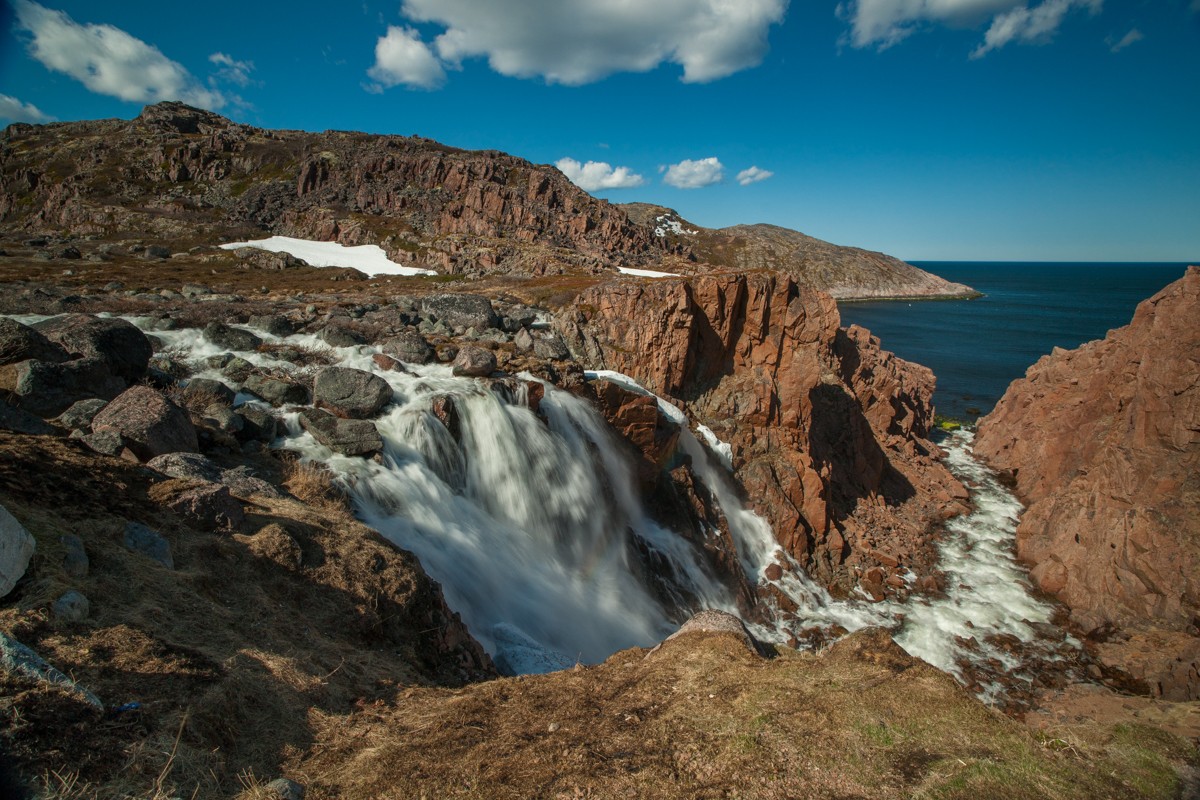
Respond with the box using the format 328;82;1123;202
123;317;1078;694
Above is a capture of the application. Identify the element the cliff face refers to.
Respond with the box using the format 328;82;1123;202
559;273;967;595
975;266;1200;699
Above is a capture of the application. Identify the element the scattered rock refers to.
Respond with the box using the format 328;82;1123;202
298;408;382;456
371;353;408;372
265;777;306;800
147;452;223;483
32;314;152;383
53;398;108;430
243;374;308;406
91;386;198;461
380;331;434;364
513;328;534;352
532;333;570;361
203;322;263;353
60;533;88;578
122;521;173;569
420;294;500;332
0;316;67;366
77;429;130;458
220;465;283;499
0;503;36;597
0;356;125;417
0;631;102;709
144;245;171;259
247;314;296;337
51;589;90;623
317;325;365;347
313;366;392;419
452;346;497;377
161;482;245;531
236;404;279;441
0;403;56;435
183;378;236;407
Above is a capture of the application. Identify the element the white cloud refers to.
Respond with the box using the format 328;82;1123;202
556;158;646;191
12;0;225;109
209;52;254;87
971;0;1100;58
367;25;446;90
395;0;787;86
663;157;724;189
736;166;774;186
843;0;1102;55
0;94;54;123
1107;27;1143;53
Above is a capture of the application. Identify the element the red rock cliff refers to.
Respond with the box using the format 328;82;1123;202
559;273;966;596
975;266;1200;699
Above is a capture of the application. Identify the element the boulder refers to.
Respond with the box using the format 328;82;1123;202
162;483;245;531
51;590;90;623
380;331;434;364
219;466;283;499
0;404;56;435
53;398;108;430
420;294;500;332
0;631;102;708
122;521;173;569
91;386;198;461
33;314;152;383
0;317;66;366
317;325;365;347
182;378;236;407
0;503;35;597
243;374;308;406
147;452;223;483
60;533;88;578
248;314;296;337
265;777;306;800
313;366;392;419
203;322;263;352
236;405;279;442
452;346;497;378
532;333;571;361
298;408;383;456
0;357;125;417
76;429;130;458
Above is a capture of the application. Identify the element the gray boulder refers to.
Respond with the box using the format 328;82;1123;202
203;322;263;353
533;333;571;361
420;294;500;332
0;503;35;597
33;314;152;383
91;386;198;461
220;466;283;499
51;590;90;623
313;366;392;419
380;331;434;365
147;452;223;483
0;631;102;708
163;483;245;531
298;408;382;456
236;405;279;442
0;403;56;435
513;328;535;352
54;398;108;430
123;521;173;569
0;357;125;417
60;533;88;578
76;428;128;457
452;346;497;378
265;777;306;800
317;325;365;347
0;317;66;366
248;314;296;337
243;374;308;406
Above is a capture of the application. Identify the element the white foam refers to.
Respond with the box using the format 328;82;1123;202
219;235;438;277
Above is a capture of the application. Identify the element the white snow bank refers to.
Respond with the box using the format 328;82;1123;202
219;236;437;277
617;266;678;279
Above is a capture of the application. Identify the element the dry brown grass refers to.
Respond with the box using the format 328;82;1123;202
279;456;353;519
255;341;338;367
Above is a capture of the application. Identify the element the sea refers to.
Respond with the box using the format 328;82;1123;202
838;262;1194;422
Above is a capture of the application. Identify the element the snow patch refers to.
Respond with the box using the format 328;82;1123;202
219;236;437;277
653;214;697;238
616;266;678;279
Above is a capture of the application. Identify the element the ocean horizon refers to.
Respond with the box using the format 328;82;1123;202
838;261;1194;421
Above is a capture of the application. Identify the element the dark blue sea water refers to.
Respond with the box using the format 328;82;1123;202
838;262;1193;421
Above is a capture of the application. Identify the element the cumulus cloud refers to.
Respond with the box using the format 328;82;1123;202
12;0;225;109
556;158;646;191
0;94;54;123
387;0;787;86
209;52;254;87
736;166;774;186
663;157;724;189
843;0;1102;55
1107;27;1143;53
367;25;446;90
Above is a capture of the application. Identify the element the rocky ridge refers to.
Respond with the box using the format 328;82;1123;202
975;266;1200;700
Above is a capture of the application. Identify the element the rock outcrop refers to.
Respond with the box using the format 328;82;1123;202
559;273;965;594
975;266;1200;700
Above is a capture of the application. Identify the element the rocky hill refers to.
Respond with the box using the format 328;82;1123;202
622;203;978;300
0;102;973;298
975;266;1200;700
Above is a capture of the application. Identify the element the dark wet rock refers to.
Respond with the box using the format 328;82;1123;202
221;356;256;383
60;533;89;578
123;521;173;569
452;346;497;377
243;374;308;406
183;378;236;407
420;294;500;332
430;396;461;440
236;404;278;441
0;404;56;435
51;590;89;623
297;407;382;456
33;314;152;383
203;322;263;353
0;317;67;366
54;398;108;430
0;503;35;598
144;245;172;259
76;429;129;458
91;386;198;461
379;331;434;364
199;403;244;435
248;314;295;337
0;357;125;417
313;366;392;419
317;325;366;347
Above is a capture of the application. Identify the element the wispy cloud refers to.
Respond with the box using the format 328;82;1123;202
209;52;255;87
367;25;446;90
971;0;1102;59
0;94;54;124
556;158;646;191
736;166;774;186
12;0;225;109
1107;27;1143;53
663;157;724;189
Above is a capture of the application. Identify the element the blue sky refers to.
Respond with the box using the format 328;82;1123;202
1;0;1197;261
